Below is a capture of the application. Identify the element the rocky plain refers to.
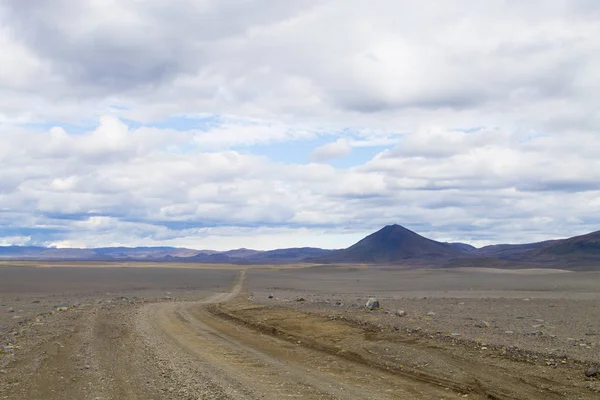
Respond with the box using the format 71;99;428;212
1;263;600;399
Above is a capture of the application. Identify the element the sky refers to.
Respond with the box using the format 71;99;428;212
1;0;600;250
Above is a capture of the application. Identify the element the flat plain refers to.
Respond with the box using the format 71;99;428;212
1;263;600;399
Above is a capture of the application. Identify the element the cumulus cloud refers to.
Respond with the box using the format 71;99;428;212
309;139;352;162
0;1;599;249
2;115;599;249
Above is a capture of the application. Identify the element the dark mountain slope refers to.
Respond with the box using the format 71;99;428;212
475;240;558;258
447;242;477;252
530;230;600;260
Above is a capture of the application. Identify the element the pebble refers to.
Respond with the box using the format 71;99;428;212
365;298;380;310
2;346;14;353
585;367;597;377
6;308;14;313
395;310;407;317
426;311;436;316
475;320;490;328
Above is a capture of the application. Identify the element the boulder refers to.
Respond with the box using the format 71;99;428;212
365;298;380;310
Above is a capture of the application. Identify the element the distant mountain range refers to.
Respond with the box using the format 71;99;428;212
1;224;599;269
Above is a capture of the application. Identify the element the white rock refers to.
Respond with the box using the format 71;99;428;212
365;298;380;310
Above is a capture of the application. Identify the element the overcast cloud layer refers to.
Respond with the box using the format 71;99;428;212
1;0;599;250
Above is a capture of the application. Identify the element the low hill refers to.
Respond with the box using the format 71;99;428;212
529;230;600;260
0;246;204;260
475;240;558;259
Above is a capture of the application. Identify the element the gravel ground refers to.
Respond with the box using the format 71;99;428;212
247;266;600;369
2;264;600;399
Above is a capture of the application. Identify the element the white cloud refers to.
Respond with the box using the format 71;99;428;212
309;139;352;162
0;236;31;246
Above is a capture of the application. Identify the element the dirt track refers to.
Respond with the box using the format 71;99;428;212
2;269;599;399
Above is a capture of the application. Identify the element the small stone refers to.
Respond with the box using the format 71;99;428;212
426;311;435;316
55;303;70;310
585;367;597;377
6;308;14;313
268;294;274;299
450;332;461;337
505;330;514;334
475;320;490;328
365;298;380;310
395;310;407;317
295;297;306;302
523;298;530;301
527;330;543;336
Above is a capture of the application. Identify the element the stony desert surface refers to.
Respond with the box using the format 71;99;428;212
1;263;600;399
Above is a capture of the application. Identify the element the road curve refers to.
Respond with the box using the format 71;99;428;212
133;270;465;399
